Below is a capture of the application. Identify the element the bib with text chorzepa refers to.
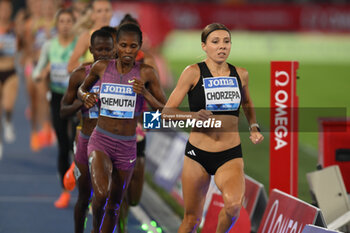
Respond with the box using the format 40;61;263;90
203;76;241;111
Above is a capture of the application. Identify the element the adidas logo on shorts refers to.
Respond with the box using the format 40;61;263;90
187;150;196;156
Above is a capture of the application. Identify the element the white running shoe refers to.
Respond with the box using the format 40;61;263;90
4;121;15;143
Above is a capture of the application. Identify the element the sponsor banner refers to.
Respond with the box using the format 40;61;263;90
145;129;188;191
270;61;299;196
153;133;187;191
258;189;324;233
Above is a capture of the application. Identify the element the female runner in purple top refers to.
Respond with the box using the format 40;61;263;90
78;23;166;233
60;29;115;233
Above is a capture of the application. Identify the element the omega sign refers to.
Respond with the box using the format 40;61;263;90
270;61;299;196
273;70;291;150
258;189;321;233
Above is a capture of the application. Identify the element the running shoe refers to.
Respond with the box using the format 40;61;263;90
38;122;56;148
54;191;71;209
4;121;15;143
30;132;41;152
63;162;76;191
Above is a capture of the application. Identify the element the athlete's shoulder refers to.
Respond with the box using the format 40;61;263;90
235;66;249;87
182;63;200;76
70;65;86;81
91;59;110;69
140;62;154;71
140;63;157;80
235;67;249;78
68;68;86;88
71;65;86;74
88;59;110;76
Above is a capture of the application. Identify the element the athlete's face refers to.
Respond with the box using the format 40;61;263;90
116;32;140;64
90;37;114;61
57;13;75;37
92;1;113;27
202;30;231;64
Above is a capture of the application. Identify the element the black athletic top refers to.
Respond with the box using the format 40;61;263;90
188;62;243;117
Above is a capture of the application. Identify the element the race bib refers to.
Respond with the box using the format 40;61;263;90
51;63;70;89
88;86;100;119
203;77;241;111
99;83;137;119
0;34;16;56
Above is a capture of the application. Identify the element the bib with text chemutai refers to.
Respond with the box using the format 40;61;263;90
203;77;241;111
99;83;136;119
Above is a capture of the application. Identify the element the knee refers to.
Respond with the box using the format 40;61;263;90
224;199;242;219
105;202;120;217
128;192;141;206
182;214;202;232
129;199;140;207
77;192;91;207
92;191;108;208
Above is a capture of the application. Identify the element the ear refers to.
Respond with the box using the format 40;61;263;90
89;46;93;54
201;42;206;52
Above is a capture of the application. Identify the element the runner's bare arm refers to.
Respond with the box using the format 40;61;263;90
135;64;166;110
238;67;264;144
142;51;159;74
78;60;107;108
60;67;85;118
67;31;90;73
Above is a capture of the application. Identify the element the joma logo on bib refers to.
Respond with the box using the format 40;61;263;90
204;77;237;88
102;84;133;95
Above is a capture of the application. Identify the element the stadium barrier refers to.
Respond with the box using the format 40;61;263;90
302;224;343;233
257;189;326;233
318;119;350;193
307;165;350;231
